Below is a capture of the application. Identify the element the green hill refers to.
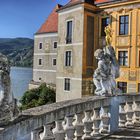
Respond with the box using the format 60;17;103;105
0;38;34;67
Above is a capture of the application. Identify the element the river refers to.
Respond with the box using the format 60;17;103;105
10;67;33;102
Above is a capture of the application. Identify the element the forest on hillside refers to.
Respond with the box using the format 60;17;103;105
0;38;34;67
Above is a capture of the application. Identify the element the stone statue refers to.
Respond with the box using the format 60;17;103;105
105;24;113;46
0;53;19;124
93;25;120;96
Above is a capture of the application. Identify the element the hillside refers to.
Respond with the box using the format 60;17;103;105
0;38;34;67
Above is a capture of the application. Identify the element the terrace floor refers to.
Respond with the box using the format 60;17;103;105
103;128;140;140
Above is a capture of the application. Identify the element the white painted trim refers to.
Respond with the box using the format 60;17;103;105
63;78;71;92
58;42;83;47
38;42;43;50
65;19;74;44
64;50;72;67
53;41;58;49
59;7;82;16
33;69;56;72
34;53;57;56
38;58;43;66
52;58;57;66
35;33;58;38
56;77;82;81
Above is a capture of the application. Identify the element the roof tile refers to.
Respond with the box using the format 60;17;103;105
36;4;62;34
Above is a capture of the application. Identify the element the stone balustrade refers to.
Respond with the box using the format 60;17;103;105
0;94;140;140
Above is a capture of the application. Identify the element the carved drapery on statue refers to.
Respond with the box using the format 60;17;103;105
0;53;19;124
93;25;120;96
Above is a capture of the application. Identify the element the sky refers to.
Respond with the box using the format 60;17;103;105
0;0;69;39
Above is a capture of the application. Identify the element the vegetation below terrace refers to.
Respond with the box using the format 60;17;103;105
0;38;34;67
19;83;56;110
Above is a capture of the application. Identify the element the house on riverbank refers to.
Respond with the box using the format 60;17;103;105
30;0;140;102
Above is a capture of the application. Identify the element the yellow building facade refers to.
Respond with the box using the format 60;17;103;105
97;0;140;93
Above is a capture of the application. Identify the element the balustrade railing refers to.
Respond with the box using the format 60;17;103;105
1;94;140;140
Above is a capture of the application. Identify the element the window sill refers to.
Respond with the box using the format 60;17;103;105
117;35;130;37
66;43;72;45
120;66;130;68
64;66;73;68
64;90;71;93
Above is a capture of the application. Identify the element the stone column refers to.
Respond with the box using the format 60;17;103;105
125;102;134;128
64;115;75;140
53;119;65;140
82;110;93;139
91;108;101;136
74;112;84;140
40;123;54;140
100;106;110;134
119;103;126;128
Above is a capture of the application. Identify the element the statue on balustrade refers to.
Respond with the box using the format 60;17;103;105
0;53;19;124
93;24;120;96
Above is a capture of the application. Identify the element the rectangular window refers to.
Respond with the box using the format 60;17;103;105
118;51;128;66
52;59;56;66
39;59;42;65
54;42;57;49
65;51;72;66
64;78;70;91
39;43;42;49
119;15;129;35
139;51;140;67
138;83;140;92
101;17;110;36
66;21;72;44
118;82;127;93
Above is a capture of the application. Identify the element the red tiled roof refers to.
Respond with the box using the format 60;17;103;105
68;0;109;4
36;4;62;34
95;0;109;3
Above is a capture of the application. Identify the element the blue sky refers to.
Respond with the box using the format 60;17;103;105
0;0;69;39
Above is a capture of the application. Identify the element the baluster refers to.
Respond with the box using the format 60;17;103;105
119;103;126;128
64;115;75;140
125;102;134;128
40;123;54;140
74;112;84;140
91;108;101;136
100;106;110;134
82;110;93;139
0;128;4;140
132;101;140;127
52;119;65;140
31;129;41;140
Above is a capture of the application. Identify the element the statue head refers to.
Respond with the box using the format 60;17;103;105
94;49;104;60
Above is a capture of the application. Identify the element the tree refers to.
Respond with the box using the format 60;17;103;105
19;83;56;110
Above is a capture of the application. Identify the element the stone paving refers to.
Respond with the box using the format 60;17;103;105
103;128;140;140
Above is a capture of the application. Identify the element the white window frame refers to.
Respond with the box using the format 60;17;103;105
118;50;128;67
64;50;72;67
52;58;57;66
38;42;43;50
64;78;71;92
38;58;43;66
66;19;74;44
53;41;58;49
